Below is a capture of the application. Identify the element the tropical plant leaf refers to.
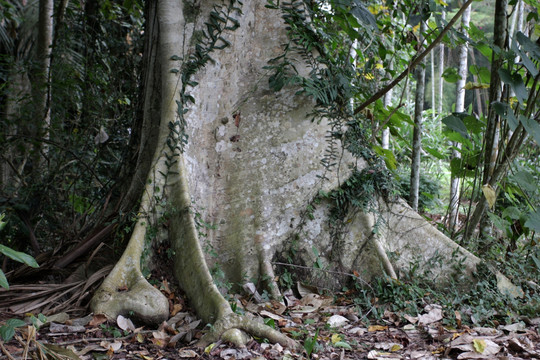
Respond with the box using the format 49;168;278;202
0;269;8;289
350;1;377;28
512;170;538;192
442;67;459;83
442;114;469;139
0;325;15;342
498;68;528;104
519;115;540;146
525;209;540;233
0;245;39;268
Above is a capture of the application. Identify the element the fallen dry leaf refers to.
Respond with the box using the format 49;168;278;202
117;314;135;332
327;314;349;328
88;314;108;327
99;340;122;353
418;304;443;325
472;338;485;353
368;325;388;332
171;303;183;316
178;349;198;358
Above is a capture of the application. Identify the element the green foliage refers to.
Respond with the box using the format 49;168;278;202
99;323;125;338
395;173;441;213
356;257;538;328
0;0;146;263
0;314;46;341
0;213;39;289
0;318;26;341
303;328;319;359
278;268;294;289
325;167;394;223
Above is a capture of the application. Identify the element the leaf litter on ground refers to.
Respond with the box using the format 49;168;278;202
1;280;539;359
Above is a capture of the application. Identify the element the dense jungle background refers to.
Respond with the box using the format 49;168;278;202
0;0;539;358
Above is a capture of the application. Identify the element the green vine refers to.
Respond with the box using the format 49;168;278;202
268;0;397;267
166;0;243;169
142;0;243;273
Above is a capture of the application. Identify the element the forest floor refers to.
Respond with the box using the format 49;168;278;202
1;278;539;360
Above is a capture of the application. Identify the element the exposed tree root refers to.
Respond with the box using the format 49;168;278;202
89;219;169;324
197;313;300;349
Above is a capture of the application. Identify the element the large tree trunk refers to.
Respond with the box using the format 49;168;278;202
90;0;520;346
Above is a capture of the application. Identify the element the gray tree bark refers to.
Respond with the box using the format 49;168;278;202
448;5;471;232
409;19;427;211
464;0;508;242
438;10;445;115
34;0;54;157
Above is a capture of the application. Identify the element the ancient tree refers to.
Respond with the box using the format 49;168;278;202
90;0;509;346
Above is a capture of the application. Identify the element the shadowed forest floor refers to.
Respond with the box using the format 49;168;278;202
1;275;539;360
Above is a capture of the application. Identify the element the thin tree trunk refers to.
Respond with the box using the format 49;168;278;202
469;49;484;117
34;0;54;159
431;50;435;120
382;60;393;150
463;0;508;242
353;0;475;115
448;5;471;232
438;10;445;116
409;18;427;211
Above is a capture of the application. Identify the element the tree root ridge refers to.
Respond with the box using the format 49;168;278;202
197;313;299;350
90;276;169;325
